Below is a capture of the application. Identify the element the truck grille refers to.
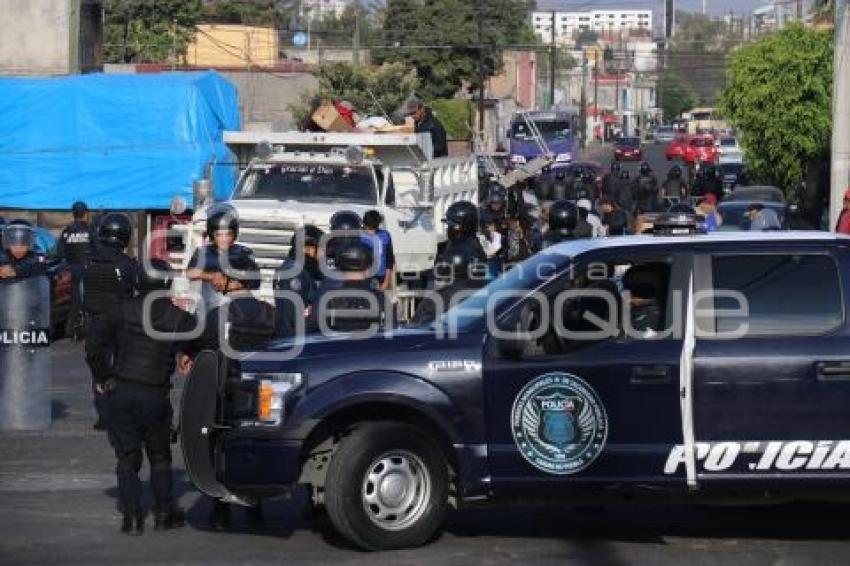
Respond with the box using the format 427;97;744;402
237;219;300;273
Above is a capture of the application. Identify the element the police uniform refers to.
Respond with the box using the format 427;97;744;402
412;248;486;324
83;214;139;430
634;164;661;213
87;260;195;534
309;240;385;333
273;227;325;338
187;243;260;290
58;217;95;338
0;249;47;282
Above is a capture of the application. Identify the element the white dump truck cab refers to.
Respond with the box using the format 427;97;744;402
178;131;478;308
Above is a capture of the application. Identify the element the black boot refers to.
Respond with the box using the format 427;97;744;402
209;500;231;531
121;511;144;536
154;507;185;531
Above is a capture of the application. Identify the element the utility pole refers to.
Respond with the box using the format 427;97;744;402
549;10;556;107
477;0;486;137
579;51;588;150
831;0;850;230
353;8;360;65
593;49;599;139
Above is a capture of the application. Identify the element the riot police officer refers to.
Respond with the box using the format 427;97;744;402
412;247;487;324
326;209;363;269
58;201;96;338
634;162;661;213
87;259;195;535
611;169;635;212
83;213;139;430
440;201;487;264
273;225;324;338
310;238;385;333
543;200;580;247
186;204;259;305
0;223;47;283
662;165;688;202
603;161;621;199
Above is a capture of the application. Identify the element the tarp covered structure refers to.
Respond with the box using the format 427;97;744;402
0;71;240;210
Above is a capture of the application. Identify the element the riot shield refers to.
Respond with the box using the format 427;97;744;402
0;276;51;430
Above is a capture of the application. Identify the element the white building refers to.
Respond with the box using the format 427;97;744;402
301;0;350;19
532;9;653;44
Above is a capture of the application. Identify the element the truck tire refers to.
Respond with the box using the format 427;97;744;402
324;422;449;551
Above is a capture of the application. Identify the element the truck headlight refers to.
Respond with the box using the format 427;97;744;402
243;372;304;425
556;153;572;163
510;155;526;164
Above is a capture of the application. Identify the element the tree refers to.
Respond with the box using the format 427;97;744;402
372;0;537;100
104;0;201;64
658;71;696;121
717;24;833;191
574;30;598;49
199;0;289;27
289;62;421;126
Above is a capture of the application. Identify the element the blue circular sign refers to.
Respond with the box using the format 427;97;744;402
510;372;608;475
292;32;307;47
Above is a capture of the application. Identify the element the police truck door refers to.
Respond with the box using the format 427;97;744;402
483;251;692;490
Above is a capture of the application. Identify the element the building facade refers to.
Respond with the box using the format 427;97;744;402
532;9;653;44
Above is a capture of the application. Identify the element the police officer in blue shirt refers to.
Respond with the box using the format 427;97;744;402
273;224;324;337
186;204;259;302
361;210;395;292
0;223;47;283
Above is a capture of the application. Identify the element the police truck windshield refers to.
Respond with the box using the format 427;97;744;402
235;163;377;205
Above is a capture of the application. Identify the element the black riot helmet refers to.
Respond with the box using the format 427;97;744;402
443;201;479;241
137;258;174;294
619;170;631;180
610;161;621;173
487;184;506;205
668;165;682;179
98;213;132;250
206;203;239;239
639;161;652;176
548;199;579;236
1;223;34;250
333;239;373;272
330;210;362;232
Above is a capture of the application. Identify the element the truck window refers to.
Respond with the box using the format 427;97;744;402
502;258;673;358
235;163;378;205
711;255;843;336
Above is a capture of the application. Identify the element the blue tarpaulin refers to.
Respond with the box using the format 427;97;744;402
0;71;240;210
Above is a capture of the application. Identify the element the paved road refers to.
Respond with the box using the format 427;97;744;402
3;339;850;565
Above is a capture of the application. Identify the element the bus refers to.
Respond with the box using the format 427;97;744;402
508;107;579;170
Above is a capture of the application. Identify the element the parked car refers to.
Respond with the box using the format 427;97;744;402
655;125;676;145
716;201;789;231
726;185;785;204
613;136;642;161
665;135;689;160
684;136;718;165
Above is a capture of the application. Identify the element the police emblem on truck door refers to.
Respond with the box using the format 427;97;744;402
511;373;608;475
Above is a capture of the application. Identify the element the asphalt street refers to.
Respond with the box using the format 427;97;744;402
3;145;850;565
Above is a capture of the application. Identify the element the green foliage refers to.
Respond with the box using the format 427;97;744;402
104;0;201;64
658;72;696;121
199;0;289;27
717;24;833;190
289;62;421;127
312;4;379;48
372;0;537;100
430;99;472;140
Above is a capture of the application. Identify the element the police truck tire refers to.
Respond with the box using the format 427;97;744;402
324;422;449;551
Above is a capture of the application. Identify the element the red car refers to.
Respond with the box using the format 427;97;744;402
664;135;689;160
613;137;642;161
684;135;718;165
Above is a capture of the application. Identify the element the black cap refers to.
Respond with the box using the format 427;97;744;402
72;201;88;215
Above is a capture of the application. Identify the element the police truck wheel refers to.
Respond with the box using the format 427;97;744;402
324;422;448;551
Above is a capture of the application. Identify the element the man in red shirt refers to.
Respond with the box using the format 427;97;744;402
836;188;850;234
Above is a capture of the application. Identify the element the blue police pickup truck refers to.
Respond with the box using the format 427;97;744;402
181;231;850;550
